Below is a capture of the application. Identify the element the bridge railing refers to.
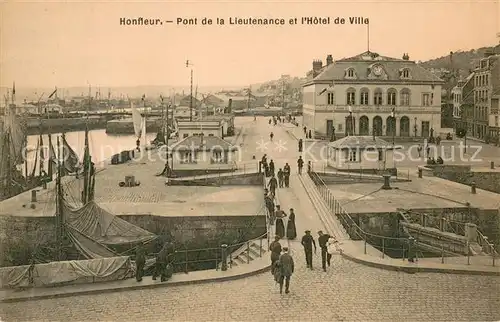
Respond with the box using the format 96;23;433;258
308;171;499;267
308;171;419;260
477;231;499;257
310;161;410;181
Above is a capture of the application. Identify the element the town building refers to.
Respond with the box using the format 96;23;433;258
452;73;474;136
170;134;239;176
326;136;397;173
473;49;500;142
302;51;445;140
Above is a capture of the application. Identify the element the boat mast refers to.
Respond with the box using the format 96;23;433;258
82;85;91;204
55;136;64;261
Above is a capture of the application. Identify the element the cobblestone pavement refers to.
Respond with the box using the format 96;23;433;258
1;256;499;321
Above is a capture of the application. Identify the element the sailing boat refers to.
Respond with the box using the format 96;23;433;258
0;89;31;200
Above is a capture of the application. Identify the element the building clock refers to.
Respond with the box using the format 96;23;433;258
372;65;383;76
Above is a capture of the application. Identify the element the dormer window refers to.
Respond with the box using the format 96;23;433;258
400;68;411;79
345;68;357;79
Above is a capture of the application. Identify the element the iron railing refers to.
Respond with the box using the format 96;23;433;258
309;161;411;181
308;171;498;267
162;173;272;273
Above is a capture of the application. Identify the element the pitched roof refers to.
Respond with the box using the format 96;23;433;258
328;136;396;149
312;51;444;83
171;135;237;151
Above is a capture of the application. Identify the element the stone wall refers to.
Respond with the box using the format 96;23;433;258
169;172;263;186
0;213;266;267
119;214;266;246
349;207;500;248
0;216;56;267
429;165;500;194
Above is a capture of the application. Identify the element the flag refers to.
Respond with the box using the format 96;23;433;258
12;82;15;95
160;95;164;102
318;88;327;96
391;107;395;118
141;94;146;101
48;88;57;99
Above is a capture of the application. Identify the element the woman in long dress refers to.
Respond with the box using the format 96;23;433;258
274;205;286;239
286;208;297;240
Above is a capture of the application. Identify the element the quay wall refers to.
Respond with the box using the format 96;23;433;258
105;118;162;135
424;165;500;194
26;117;109;135
349;207;500;247
0;213;266;267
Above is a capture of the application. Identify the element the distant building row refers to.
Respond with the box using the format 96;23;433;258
452;45;500;143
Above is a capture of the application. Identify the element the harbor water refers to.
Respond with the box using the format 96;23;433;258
22;129;158;175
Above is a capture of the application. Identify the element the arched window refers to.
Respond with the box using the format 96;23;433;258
347;68;355;77
360;88;369;105
387;88;397;106
400;88;410;106
373;88;383;105
346;88;356;105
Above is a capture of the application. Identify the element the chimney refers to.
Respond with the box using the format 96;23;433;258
312;60;323;77
402;53;409;61
326;55;333;66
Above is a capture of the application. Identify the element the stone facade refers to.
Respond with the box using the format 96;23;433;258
302;51;444;139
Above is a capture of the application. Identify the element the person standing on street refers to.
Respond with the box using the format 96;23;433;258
283;163;291;187
318;231;332;271
301;230;316;269
277;168;284;188
278;247;294;294
135;243;146;282
297;156;304;175
269;236;282;273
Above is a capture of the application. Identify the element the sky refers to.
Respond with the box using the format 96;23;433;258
1;0;499;88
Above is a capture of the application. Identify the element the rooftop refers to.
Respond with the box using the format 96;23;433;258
311;51;444;83
0;153;261;218
328;136;396;149
327;175;500;214
171;135;237;151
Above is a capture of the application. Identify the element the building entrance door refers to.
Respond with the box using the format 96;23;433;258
326;120;334;138
421;121;430;138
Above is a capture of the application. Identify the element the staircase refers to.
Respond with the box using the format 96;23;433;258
226;239;268;267
297;174;349;241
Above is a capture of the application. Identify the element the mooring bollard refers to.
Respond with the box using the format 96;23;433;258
418;168;423;178
221;244;228;271
491;161;495;169
471;182;476;194
31;190;37;203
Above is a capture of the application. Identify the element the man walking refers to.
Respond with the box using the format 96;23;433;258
278;247;294;294
297;156;304;175
268;175;278;196
301;230;316;269
283;163;291;188
318;231;332;271
269;236;282;267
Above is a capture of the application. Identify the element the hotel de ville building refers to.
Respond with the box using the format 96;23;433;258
302;51;445;140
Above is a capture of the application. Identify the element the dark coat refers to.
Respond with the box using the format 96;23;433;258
279;253;294;277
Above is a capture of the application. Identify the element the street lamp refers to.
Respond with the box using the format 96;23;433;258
186;60;194;121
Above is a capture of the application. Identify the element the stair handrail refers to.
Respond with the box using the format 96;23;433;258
308;171;412;256
477;230;499;256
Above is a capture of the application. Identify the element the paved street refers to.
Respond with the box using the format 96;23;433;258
282;117;500;171
1;116;499;321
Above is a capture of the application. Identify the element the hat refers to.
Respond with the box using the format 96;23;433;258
290;208;294;211
305;230;311;233
275;235;281;240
